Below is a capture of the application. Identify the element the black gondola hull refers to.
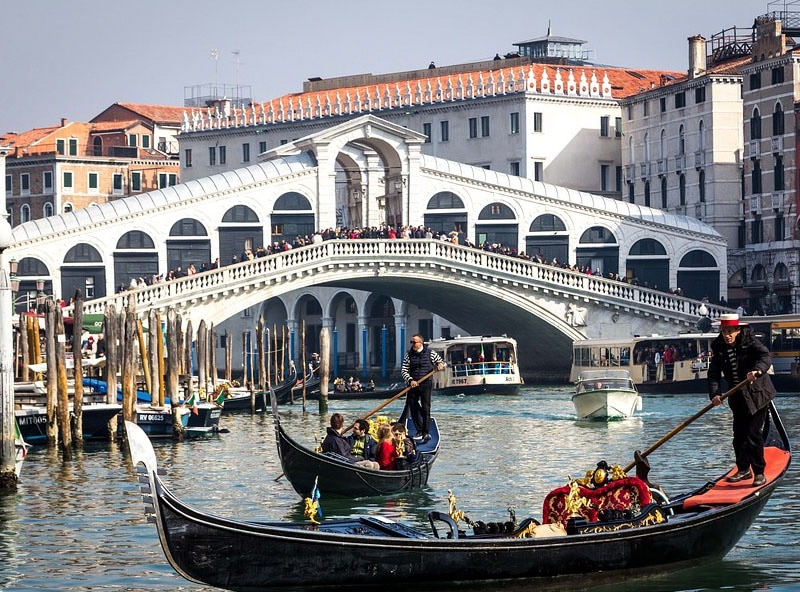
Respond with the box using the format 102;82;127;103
124;401;790;592
151;475;775;591
275;417;439;497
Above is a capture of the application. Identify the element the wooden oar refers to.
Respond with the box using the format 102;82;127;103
274;368;440;481
343;368;439;434
623;377;750;474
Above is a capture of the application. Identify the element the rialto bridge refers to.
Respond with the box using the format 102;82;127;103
5;115;729;380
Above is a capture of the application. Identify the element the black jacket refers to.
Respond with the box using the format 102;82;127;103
708;325;776;414
401;345;443;384
321;428;352;457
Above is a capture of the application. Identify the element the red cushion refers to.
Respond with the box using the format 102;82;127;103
543;476;652;526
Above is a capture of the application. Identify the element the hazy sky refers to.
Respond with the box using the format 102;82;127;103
0;0;767;135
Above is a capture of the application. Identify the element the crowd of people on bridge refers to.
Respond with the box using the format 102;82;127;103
114;224;724;307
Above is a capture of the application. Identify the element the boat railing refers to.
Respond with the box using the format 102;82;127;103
450;361;514;377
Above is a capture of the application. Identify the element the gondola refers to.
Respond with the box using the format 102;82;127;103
273;406;440;497
124;401;790;592
219;367;298;412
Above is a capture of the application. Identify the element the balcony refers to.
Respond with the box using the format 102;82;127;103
674;154;686;173
624;164;634;184
657;158;667;176
639;161;651;180
771;136;784;154
747;140;760;159
694;150;705;169
749;196;761;214
772;192;784;212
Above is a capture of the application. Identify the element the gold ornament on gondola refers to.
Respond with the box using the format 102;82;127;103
303;497;320;525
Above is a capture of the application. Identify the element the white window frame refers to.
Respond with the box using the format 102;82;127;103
88;171;99;194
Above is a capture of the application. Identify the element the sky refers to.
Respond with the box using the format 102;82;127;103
0;0;770;135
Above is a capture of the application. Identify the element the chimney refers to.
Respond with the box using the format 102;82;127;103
688;35;706;79
60;118;68;127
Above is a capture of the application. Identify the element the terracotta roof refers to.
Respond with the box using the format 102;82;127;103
705;54;752;76
90;119;142;132
255;63;685;115
1;121;95;156
116;103;185;124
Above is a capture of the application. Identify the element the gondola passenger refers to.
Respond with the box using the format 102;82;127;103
375;424;396;470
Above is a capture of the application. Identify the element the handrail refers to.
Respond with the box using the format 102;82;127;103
67;240;720;324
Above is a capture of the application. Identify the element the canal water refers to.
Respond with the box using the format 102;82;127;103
1;385;798;592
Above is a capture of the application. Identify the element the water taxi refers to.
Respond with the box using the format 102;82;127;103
570;332;718;393
428;335;522;396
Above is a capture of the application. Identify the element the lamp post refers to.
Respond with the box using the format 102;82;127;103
0;216;16;487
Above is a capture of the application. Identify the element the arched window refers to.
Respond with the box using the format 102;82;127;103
43;202;54;218
679;174;686;206
775;156;785;191
678;125;685;155
20;204;30;223
751;107;762;140
478;203;515;220
169;218;207;236
529;214;566;232
643;132;650;162
222;205;260;223
660;129;667;159
699;170;706;203
427;191;465;209
644;181;651;207
661;176;667;208
92;136;103;157
274;191;312;210
773;102;785;136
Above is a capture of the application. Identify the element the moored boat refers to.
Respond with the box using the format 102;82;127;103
572;369;641;420
15;402;121;444
218;367;298;412
427;335;522;396
123;400;791;590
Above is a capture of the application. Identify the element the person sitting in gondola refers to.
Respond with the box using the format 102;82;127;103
391;422;418;470
321;413;378;468
375;424;397;470
347;419;380;469
333;377;346;392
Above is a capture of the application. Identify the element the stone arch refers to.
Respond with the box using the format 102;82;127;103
424;191;467;236
62;243;106;302
114;230;158;289
678;249;719;301
220;204;263;266
271;191;314;246
11;257;51;313
167;218;210;274
475;202;518;249
576;226;619;275
526;214;568;262
626;238;668;291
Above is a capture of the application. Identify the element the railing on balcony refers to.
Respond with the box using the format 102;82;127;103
694;150;705;169
639;161;651;179
657;158;667;176
674;154;686;173
771;136;784;154
747;140;760;159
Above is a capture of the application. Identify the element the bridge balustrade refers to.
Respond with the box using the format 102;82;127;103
73;239;726;325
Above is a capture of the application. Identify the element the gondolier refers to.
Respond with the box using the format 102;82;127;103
708;313;776;487
401;334;444;443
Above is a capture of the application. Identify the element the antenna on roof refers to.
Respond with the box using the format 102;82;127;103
547;20;551;37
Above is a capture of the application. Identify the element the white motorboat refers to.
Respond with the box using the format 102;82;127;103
572;369;641;420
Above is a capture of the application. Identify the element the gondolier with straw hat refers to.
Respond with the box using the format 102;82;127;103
708;313;776;487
